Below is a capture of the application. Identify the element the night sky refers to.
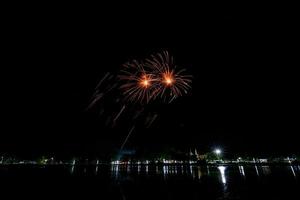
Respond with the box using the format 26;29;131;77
2;6;298;158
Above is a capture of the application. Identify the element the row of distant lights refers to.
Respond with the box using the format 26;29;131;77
111;149;222;165
111;160;185;165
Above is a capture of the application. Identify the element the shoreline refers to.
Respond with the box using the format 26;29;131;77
0;162;299;167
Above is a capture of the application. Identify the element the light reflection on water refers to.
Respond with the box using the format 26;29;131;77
255;165;260;176
70;165;75;174
218;166;226;184
262;165;271;175
239;165;245;177
197;166;202;179
290;165;296;177
65;163;299;199
69;164;299;186
1;164;299;200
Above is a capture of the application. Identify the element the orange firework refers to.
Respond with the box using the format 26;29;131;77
119;51;191;103
119;60;157;103
145;51;192;102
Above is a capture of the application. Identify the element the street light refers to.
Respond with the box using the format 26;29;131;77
214;148;222;161
214;149;222;155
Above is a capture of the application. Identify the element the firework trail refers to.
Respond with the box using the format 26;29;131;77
87;72;116;111
145;114;158;128
95;72;111;90
86;93;104;110
113;105;126;123
120;126;135;151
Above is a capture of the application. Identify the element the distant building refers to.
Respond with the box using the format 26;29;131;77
258;159;268;163
194;149;207;161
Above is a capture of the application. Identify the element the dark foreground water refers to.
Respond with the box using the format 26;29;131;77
0;164;299;199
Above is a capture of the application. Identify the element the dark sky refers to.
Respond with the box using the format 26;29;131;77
1;6;298;158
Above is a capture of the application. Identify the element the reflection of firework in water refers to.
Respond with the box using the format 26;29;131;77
120;51;192;103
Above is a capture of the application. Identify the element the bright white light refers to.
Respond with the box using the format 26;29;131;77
218;166;227;184
239;166;245;177
255;165;259;176
214;149;222;155
290;166;296;177
197;166;202;179
163;165;168;176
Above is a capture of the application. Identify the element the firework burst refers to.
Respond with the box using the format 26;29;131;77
119;51;192;103
145;51;192;102
119;60;158;103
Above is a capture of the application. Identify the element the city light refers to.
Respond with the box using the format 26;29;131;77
214;149;222;155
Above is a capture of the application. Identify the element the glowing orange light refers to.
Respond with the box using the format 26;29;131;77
141;79;149;87
140;75;151;88
163;73;174;86
165;77;173;85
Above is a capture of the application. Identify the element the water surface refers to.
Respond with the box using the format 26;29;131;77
1;164;299;199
